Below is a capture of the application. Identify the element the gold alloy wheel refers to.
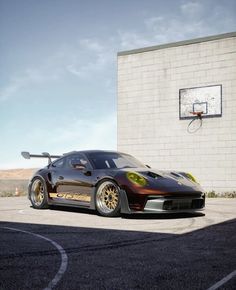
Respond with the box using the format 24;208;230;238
31;179;45;207
96;181;119;214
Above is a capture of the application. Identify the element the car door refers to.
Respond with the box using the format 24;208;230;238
51;153;94;205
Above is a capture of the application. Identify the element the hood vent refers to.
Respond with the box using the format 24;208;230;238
147;171;163;179
170;172;183;178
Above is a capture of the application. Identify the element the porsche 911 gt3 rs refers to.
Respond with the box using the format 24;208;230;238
21;150;205;217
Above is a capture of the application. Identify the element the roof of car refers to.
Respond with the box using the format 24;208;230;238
63;150;126;156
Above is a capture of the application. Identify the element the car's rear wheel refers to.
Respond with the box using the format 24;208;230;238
95;180;121;217
29;177;49;209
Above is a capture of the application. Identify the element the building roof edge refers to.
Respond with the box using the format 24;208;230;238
117;31;236;56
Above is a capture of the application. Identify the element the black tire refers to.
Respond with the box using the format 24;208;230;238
29;177;49;209
95;180;121;217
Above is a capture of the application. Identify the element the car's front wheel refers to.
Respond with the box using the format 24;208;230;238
29;177;49;209
95;180;121;217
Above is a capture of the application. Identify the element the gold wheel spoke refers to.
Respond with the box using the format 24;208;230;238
31;180;44;206
97;182;119;214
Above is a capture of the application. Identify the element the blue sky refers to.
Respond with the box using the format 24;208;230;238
0;0;236;169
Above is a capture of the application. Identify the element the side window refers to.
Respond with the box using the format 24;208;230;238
52;158;65;168
65;154;88;169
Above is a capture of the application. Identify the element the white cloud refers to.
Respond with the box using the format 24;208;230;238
26;113;117;153
181;1;203;17
3;0;234;103
0;63;61;102
54;114;117;152
64;37;116;79
0;113;117;169
0;73;32;102
0;80;22;102
118;30;152;50
118;1;236;51
66;51;111;79
2;0;236;100
79;38;104;52
145;16;164;31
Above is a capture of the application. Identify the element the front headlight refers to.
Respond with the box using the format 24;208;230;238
126;172;147;186
186;173;198;183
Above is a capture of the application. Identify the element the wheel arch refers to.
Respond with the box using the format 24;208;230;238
89;177;119;211
90;176;131;214
95;177;120;189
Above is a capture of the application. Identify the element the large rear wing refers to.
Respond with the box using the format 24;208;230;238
21;151;61;164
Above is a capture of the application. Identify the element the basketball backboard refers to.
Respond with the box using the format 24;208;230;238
179;85;222;119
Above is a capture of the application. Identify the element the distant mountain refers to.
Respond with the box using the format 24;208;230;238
0;168;37;180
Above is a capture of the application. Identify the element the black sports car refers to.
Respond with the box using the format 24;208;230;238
21;150;205;217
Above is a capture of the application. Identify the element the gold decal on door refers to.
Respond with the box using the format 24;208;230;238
49;192;91;202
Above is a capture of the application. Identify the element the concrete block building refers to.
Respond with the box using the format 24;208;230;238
117;32;236;193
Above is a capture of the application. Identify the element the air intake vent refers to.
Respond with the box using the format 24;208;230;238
171;172;182;178
147;172;162;179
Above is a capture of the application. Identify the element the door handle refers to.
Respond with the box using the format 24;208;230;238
58;176;64;180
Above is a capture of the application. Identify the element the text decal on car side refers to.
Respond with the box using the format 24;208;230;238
49;192;91;202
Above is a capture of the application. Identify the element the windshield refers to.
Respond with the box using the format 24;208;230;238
86;152;146;170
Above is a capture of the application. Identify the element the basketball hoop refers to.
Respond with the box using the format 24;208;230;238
187;111;203;133
189;111;203;119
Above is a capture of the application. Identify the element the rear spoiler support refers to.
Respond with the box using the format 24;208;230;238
21;151;61;164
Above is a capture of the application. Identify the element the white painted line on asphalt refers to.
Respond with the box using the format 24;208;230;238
206;270;236;290
18;210;24;214
3;226;68;290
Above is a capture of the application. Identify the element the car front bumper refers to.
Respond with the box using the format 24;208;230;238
143;195;205;213
120;190;205;214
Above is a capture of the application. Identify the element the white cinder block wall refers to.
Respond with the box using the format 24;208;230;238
117;32;236;193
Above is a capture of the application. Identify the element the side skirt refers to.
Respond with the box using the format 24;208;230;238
47;190;97;210
48;198;90;209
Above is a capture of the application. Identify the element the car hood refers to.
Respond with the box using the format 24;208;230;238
107;167;203;193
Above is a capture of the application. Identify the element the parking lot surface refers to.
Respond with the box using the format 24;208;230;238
0;197;235;290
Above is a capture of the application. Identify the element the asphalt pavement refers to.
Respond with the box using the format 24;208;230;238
0;197;235;290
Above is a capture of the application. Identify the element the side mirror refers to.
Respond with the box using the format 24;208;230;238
21;151;31;159
71;162;86;170
70;161;91;176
